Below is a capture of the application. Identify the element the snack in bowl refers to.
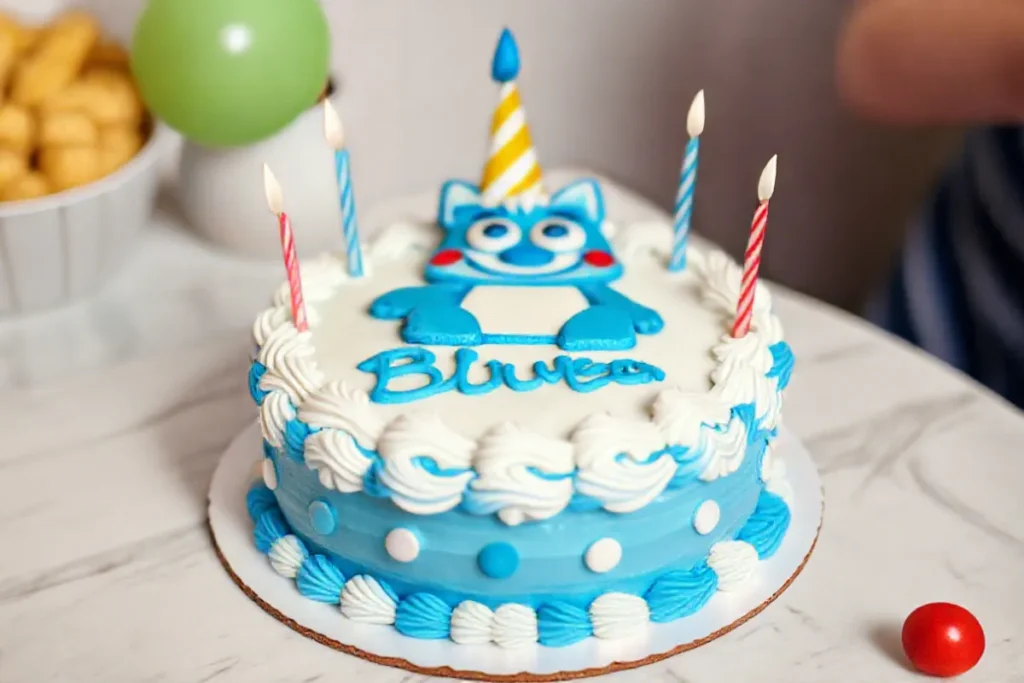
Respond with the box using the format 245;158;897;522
0;10;150;202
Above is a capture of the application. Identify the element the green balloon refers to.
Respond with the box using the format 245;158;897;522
131;0;329;147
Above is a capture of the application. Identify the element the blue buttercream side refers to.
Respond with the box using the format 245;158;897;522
378;576;401;605
262;440;277;461
248;362;268;405
296;554;347;603
644;563;718;623
395;593;454;640
537;602;593;647
749;429;771;479
362;456;391;499
246;484;277;522
667;445;705;485
768;342;796;391
566;490;605;512
250;470;786;647
284;419;316;462
253;509;288;553
737;490;791;559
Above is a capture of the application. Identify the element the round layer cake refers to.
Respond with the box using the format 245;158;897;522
246;177;794;648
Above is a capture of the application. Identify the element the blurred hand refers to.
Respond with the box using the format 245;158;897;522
837;0;1024;123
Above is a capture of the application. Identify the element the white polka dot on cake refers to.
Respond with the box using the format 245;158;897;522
385;528;420;563
693;500;720;535
585;538;622;573
261;458;278;491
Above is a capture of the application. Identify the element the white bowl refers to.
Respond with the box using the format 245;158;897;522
0;123;174;316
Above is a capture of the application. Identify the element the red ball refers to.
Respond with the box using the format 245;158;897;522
902;603;985;677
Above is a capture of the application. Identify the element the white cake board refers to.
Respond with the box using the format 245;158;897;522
209;423;823;681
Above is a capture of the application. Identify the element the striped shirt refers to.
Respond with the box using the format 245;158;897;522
869;126;1024;407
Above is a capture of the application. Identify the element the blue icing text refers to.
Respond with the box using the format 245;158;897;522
284;419;316;461
357;346;665;405
736;490;791;559
368;178;664;351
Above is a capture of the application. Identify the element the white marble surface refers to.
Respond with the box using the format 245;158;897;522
1;174;1023;682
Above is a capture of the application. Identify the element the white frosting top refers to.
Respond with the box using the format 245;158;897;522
253;220;789;521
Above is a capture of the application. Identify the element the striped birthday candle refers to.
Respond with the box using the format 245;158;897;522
323;100;365;277
263;164;308;332
732;155;778;338
670;90;705;272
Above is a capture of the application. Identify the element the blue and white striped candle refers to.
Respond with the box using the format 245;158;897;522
323;100;365;278
670;90;706;272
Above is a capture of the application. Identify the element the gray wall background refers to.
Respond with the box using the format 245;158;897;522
38;0;960;310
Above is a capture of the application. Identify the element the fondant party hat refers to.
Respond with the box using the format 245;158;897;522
480;29;545;204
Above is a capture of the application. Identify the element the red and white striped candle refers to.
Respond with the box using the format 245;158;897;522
263;164;308;333
732;155;778;338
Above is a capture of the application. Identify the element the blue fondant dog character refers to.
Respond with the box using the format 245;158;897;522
369;178;664;350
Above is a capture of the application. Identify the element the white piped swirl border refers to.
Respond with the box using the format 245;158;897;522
262;530;760;649
253;221;790;523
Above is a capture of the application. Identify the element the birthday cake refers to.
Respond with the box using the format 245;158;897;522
244;29;794;649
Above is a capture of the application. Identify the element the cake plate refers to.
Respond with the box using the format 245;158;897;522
209;423;823;682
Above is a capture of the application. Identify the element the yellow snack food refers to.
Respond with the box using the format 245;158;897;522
98;125;143;175
0;11;150;201
0;172;49;201
0;147;27;188
32;11;100;61
86;39;130;70
0;34;17;96
81;69;145;126
39;110;98;148
11;12;99;106
0;13;41;54
39;146;102;192
0;103;34;154
42;71;144;128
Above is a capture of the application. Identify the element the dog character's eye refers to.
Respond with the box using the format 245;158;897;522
467;219;522;253
531;220;587;253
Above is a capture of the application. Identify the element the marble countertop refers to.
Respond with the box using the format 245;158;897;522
1;176;1022;683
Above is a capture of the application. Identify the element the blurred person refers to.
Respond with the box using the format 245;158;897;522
839;0;1024;406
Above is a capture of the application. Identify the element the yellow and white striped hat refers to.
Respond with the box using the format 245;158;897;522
480;29;545;205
